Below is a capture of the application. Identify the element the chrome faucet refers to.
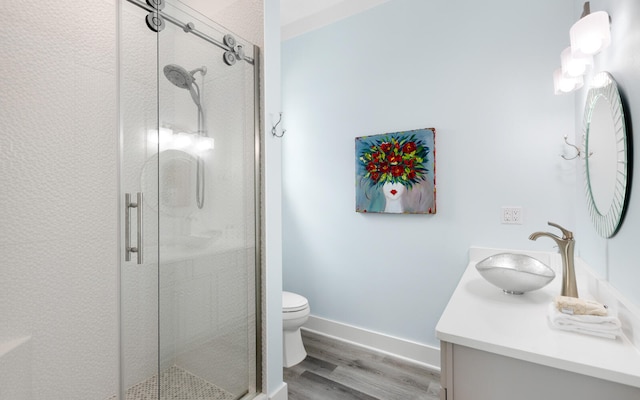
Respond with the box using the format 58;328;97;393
529;222;579;298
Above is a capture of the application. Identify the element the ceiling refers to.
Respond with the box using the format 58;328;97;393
281;0;346;26
280;0;393;40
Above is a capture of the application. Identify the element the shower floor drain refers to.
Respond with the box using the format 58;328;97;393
109;365;236;400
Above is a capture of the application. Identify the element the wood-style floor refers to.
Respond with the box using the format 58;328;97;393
284;330;441;400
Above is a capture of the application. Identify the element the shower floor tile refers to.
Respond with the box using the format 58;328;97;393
111;365;236;400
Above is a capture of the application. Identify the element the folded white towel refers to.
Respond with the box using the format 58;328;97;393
547;302;622;339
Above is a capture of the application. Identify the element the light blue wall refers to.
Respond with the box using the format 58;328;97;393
281;0;577;347
573;0;640;308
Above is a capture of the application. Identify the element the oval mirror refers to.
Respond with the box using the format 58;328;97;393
583;72;629;238
141;149;198;217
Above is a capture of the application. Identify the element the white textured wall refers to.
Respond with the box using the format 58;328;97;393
282;0;577;348
0;338;33;399
0;1;119;399
181;0;264;47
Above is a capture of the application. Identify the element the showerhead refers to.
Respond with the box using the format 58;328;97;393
163;64;194;89
163;63;208;109
162;64;209;209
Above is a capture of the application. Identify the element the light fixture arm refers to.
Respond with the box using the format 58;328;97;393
581;2;590;18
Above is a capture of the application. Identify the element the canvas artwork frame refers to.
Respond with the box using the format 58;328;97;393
355;128;436;214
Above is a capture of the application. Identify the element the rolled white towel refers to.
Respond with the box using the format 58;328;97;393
547;302;622;339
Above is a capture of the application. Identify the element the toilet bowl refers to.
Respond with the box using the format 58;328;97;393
282;291;310;368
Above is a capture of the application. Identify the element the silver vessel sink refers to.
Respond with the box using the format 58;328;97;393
475;253;556;294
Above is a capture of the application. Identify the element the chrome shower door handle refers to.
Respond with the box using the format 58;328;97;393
125;192;144;264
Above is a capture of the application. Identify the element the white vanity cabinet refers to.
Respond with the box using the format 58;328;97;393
436;248;640;400
439;341;640;400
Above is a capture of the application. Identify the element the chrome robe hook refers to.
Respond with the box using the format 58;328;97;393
561;135;592;160
272;112;286;138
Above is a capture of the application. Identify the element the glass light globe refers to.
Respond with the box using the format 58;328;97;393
570;11;611;57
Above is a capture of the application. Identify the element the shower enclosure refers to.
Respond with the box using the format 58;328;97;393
120;1;261;399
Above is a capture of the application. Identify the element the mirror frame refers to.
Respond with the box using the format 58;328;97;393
583;72;629;238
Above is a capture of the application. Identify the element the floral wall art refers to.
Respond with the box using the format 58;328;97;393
355;128;436;214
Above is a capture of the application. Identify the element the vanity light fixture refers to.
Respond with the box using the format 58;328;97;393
147;127;214;154
561;46;592;78
172;132;194;150
146;127;173;145
589;72;611;89
194;136;215;152
553;2;608;95
569;2;611;57
553;68;583;95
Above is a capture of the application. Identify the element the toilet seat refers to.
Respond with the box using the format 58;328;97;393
283;291;308;313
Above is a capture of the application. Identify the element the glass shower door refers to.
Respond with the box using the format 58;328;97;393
156;2;258;399
120;1;161;398
120;1;259;399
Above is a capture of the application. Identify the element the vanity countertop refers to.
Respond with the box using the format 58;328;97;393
436;247;640;389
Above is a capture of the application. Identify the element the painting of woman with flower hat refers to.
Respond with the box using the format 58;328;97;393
356;128;436;214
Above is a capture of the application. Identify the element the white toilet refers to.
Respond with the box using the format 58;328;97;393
282;291;310;368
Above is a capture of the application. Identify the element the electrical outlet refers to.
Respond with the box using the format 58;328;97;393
501;206;523;224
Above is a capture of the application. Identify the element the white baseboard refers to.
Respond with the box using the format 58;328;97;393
268;382;288;400
302;315;440;371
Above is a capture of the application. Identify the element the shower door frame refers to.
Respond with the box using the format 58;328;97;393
252;47;263;398
117;0;263;397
